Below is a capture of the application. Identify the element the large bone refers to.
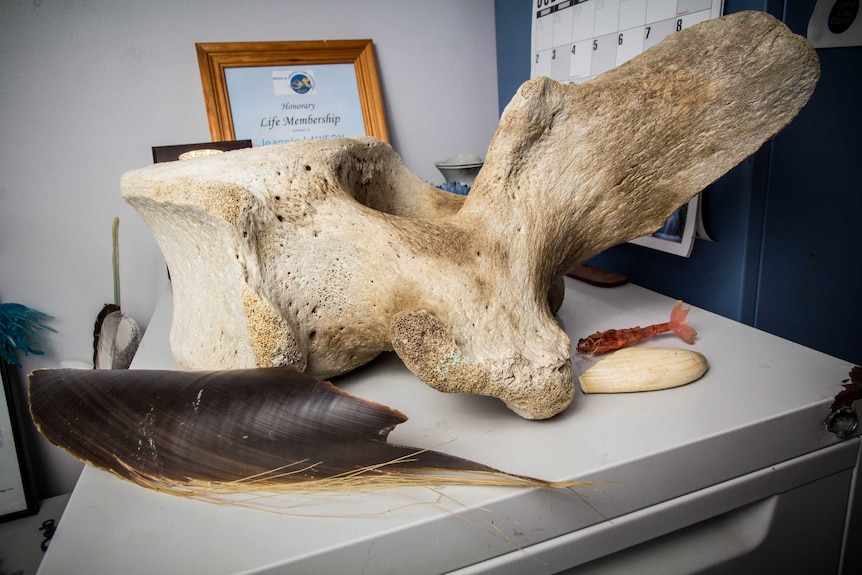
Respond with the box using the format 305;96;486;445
122;12;818;419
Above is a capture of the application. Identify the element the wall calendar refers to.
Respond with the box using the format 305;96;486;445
530;0;723;256
531;0;723;84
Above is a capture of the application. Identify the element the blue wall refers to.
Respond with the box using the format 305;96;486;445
494;0;861;364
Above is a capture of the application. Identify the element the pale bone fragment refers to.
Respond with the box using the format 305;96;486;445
122;12;819;419
578;348;709;394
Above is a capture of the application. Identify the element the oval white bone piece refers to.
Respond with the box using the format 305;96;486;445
579;347;708;394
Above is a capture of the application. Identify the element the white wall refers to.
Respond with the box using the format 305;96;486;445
0;0;500;497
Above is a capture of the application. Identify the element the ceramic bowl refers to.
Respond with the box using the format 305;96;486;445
434;154;484;185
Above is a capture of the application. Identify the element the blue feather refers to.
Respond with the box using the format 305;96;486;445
0;303;56;366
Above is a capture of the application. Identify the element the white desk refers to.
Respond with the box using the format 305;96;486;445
37;278;860;574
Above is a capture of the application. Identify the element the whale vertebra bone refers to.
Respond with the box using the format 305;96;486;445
123;12;819;418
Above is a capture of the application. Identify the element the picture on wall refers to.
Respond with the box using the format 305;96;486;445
1;358;38;522
196;40;389;146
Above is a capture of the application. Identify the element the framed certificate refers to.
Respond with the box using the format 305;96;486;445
0;358;38;522
196;40;389;146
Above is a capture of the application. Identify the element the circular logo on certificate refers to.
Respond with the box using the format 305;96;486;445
290;72;314;94
828;0;858;34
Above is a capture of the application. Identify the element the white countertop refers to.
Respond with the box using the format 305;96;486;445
37;278;857;574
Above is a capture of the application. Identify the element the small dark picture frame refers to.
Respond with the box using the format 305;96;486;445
0;358;38;522
152;139;253;163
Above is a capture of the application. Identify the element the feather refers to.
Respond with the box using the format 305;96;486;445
94;309;141;370
93;218;141;369
92;303;119;367
0;303;55;366
29;367;575;493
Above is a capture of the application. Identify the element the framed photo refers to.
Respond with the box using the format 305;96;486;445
629;195;700;257
196;40;389;146
0;358;38;522
152;139;252;163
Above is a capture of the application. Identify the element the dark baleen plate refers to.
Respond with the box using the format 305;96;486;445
29;367;499;485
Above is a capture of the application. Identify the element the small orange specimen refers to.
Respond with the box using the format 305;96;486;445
577;301;697;355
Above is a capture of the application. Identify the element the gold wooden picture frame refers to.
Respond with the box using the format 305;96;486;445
196;39;389;144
